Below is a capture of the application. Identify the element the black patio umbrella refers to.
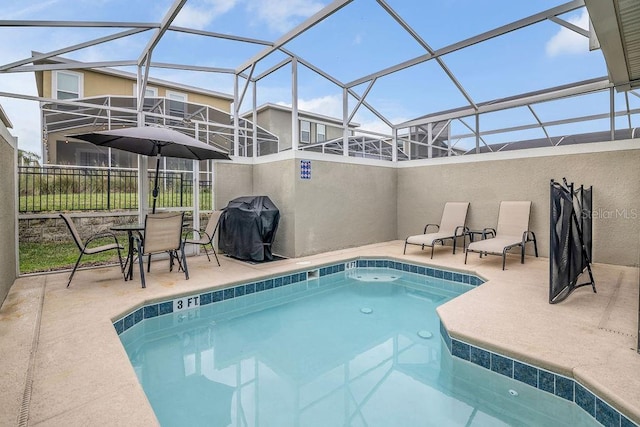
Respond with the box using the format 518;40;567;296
70;126;231;213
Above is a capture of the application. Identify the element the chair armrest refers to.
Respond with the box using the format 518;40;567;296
454;225;468;237
183;228;200;239
423;224;439;234
521;230;532;245
183;229;211;242
84;231;121;247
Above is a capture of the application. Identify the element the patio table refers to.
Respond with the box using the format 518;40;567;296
111;220;191;281
110;224;144;281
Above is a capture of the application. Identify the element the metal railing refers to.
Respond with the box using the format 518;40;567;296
18;165;212;213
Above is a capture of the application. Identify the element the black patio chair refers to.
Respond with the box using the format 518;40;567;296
59;214;124;287
183;210;222;266
134;212;189;288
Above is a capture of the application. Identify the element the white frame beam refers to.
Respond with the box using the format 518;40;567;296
137;0;187;66
347;1;585;88
236;0;354;73
376;0;477;110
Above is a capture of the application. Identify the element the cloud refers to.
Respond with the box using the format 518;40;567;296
2;0;60;19
276;94;342;118
546;9;590;57
173;0;238;30
246;0;326;33
298;94;343;117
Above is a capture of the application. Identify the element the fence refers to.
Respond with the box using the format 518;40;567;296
18;165;212;213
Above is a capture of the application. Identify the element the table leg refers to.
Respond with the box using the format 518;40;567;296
124;231;135;281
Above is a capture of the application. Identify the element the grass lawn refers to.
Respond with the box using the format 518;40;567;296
19;240;130;274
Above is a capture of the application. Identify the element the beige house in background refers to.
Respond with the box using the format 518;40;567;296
33;55;234;167
242;103;360;152
33;56;367;166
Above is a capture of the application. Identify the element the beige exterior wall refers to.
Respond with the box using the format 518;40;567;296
213;142;639;265
43;69;231;112
293;159;397;257
253;160;296;258
397;145;640;266
0;120;17;305
214;155;397;259
256;109;292;150
213;162;253;211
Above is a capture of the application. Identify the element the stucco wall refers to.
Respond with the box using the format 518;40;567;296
397;145;640;266
0;124;17;305
214;162;253;210
208;142;639;265
213;156;397;259
294;158;397;257
253;160;296;258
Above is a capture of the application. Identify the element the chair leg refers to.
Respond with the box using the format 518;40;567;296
172;250;184;272
181;243;189;280
403;241;407;255
430;245;434;259
531;232;539;257
502;249;507;270
464;250;468;264
210;244;220;267
137;240;145;288
67;251;85;288
116;245;124;273
147;254;152;273
202;244;211;262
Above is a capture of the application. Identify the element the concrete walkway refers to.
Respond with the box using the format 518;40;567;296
0;241;638;425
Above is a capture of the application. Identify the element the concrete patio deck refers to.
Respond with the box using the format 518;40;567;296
1;241;638;426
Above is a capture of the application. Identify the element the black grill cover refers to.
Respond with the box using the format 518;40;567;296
218;196;280;261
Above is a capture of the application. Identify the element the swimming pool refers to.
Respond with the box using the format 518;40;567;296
118;261;602;426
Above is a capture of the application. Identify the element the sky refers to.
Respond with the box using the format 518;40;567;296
0;0;620;157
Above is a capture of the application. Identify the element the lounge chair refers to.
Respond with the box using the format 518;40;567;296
464;201;538;270
134;212;189;288
184;210;222;266
59;213;124;287
403;202;470;258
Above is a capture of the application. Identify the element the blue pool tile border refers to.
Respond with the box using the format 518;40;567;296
439;324;639;427
113;258;484;336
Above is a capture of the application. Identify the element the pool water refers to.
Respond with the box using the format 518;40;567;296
119;267;598;426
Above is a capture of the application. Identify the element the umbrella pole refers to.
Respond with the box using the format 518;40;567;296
152;151;161;214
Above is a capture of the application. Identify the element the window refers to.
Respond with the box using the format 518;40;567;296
78;149;110;167
300;120;310;143
167;91;187;117
53;71;83;100
133;84;159;98
316;123;326;142
133;85;159;114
